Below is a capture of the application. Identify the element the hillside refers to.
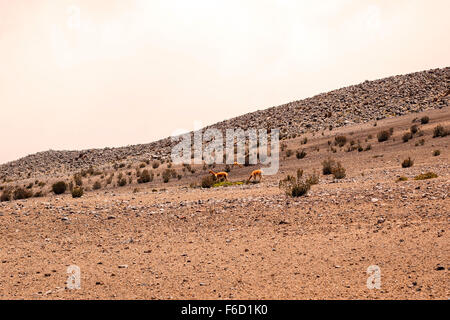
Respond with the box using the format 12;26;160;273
1;67;449;180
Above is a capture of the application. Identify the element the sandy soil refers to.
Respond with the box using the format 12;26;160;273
0;108;449;299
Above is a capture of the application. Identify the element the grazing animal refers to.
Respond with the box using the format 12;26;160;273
209;170;228;181
247;169;262;182
233;161;243;168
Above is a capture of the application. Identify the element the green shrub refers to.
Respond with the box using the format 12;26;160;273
401;157;414;168
414;172;438;180
396;176;408;182
52;181;67;195
286;149;294;157
71;187;84;198
433;150;441;156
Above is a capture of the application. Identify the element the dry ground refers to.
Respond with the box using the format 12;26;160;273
0;108;449;299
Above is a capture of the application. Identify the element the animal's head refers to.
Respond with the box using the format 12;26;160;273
209;170;216;175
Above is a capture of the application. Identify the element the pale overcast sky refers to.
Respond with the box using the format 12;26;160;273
0;0;449;164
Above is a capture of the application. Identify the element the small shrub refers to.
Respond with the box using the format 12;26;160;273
201;175;215;188
279;170;318;198
332;162;346;179
414;172;438;180
433;125;448;138
335;135;347;147
290;182;311;197
224;165;231;173
420;116;429;124
117;178;127;187
402;132;413;143
0;189;11;202
401;157;414;168
396;176;408;182
296;150;307;159
152;161;160;169
33;191;44;198
433;150;440;156
162;169;176;183
410;125;418;134
286;149;294;157
71;187;84;198
13;187;33;200
322;158;337;175
137;169;153;184
93;181;102;190
377;130;391;142
306;172;319;185
139;163;146;168
73;174;83;186
52;181;67;195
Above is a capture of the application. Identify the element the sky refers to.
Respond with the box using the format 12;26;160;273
0;0;449;164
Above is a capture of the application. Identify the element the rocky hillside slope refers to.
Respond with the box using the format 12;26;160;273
1;67;449;180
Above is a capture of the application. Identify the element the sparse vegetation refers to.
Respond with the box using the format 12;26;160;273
296;150;307;159
93;181;102;190
396;176;408;182
410;125;418;134
74;174;83;186
433;125;448;138
414;172;438;180
162;169;176;183
401;157;414;168
152;161;160;169
71;187;84;198
332;162;346;179
0;189;11;202
402;132;413;142
433;150;441;156
335;135;347;147
377;130;391;142
13;187;33;200
137;169;154;184
420;116;429;124
52;181;67;195
322;158;337;175
117;177;127;187
201;175;215;188
286;149;294;157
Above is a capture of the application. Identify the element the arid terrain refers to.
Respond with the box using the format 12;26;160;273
0;68;449;299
